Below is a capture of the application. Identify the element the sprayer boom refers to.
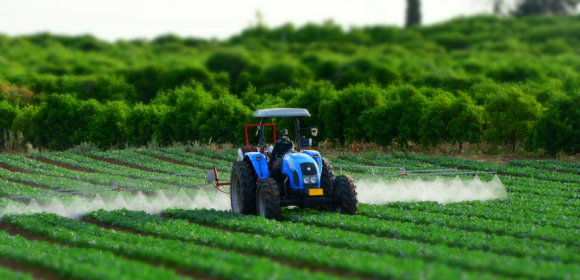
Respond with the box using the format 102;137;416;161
9;170;223;200
333;165;497;178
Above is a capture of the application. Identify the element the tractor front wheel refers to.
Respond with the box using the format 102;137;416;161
333;175;358;215
230;161;257;215
319;157;336;211
320;157;336;195
256;178;281;220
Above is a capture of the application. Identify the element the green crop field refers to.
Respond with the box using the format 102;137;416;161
0;147;579;280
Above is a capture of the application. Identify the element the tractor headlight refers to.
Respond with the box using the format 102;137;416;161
310;176;317;184
303;177;309;184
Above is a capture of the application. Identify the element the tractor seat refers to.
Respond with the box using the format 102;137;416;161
260;144;273;161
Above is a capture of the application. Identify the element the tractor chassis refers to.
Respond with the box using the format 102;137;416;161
280;192;341;208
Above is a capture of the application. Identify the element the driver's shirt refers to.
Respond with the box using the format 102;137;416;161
269;139;294;165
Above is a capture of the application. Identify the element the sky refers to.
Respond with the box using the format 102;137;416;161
0;0;494;41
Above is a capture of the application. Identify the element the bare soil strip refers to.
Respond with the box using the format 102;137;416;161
0;221;217;280
0;163;33;174
29;157;96;173
87;156;157;173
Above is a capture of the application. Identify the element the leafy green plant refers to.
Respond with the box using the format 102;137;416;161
68;141;100;154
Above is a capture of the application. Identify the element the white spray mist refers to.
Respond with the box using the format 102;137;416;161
356;175;508;205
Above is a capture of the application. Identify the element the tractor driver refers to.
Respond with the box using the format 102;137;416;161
269;129;294;173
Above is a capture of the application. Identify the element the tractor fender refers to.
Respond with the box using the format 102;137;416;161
301;150;322;170
282;153;320;189
243;152;269;180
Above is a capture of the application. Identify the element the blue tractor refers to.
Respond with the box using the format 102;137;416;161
230;108;358;220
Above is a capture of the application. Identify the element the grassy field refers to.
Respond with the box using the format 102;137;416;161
0;147;579;279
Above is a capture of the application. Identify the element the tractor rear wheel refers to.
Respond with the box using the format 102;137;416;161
334;175;358;215
230;161;257;215
256;178;281;220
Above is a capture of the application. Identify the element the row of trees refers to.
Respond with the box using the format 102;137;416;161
1;15;579;155
1;80;578;155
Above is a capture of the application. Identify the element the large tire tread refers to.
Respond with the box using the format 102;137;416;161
320;157;336;212
320;157;336;194
334;175;358;215
231;161;257;215
257;178;281;220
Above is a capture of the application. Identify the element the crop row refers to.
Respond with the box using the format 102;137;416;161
367;176;580;228
0;154;133;186
161;147;232;165
0;154;216;202
502;176;580;198
281;208;579;262
192;147;237;161
4;212;354;280
338;154;435;170
28;152;213;197
85;150;205;179
374;187;580;227
345;154;580;197
416;156;580;184
0;265;34;280
358;203;580;246
87;208;494;280
0;197;13;208
139;149;230;172
342;154;580;188
0;179;53;197
166;208;580;279
0;229;185;280
327;157;402;175
509;159;580;174
0;163;93;190
31;152;172;181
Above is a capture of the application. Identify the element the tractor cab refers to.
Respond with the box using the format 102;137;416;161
237;108;317;162
229;108;358;220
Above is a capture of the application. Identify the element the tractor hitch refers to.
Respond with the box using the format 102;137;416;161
206;166;231;194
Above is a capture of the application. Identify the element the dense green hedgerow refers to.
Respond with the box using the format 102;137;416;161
1;15;580;154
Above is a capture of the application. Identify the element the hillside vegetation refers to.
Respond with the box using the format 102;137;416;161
1;15;579;155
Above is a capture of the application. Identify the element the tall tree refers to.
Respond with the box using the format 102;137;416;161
484;87;542;152
405;0;421;28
